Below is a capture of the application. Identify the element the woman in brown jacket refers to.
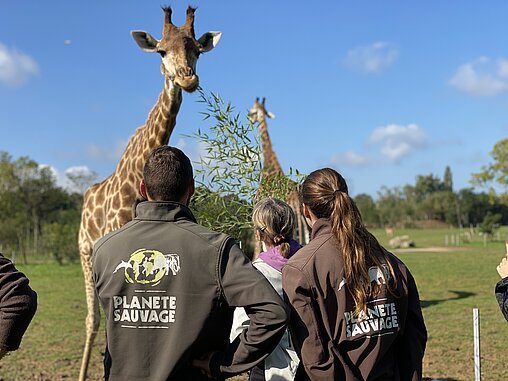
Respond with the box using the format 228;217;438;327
282;168;427;381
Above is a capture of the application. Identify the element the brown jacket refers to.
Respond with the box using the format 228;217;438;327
282;219;427;381
0;253;37;351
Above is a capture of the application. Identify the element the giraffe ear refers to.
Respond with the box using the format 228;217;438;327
267;112;276;119
197;31;222;53
131;30;159;52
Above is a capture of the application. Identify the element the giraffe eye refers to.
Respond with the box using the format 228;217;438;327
158;50;166;58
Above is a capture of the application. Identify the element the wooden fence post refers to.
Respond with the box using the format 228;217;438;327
473;308;481;381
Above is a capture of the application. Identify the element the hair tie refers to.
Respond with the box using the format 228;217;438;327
273;234;288;245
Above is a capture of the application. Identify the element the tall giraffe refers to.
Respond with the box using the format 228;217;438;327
78;7;221;380
249;97;309;252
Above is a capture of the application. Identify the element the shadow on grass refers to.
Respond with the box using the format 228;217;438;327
423;378;460;381
421;290;476;308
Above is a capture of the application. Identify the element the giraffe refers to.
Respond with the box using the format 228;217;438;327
248;97;310;254
78;7;221;380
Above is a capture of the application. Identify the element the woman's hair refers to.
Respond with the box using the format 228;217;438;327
252;197;296;258
300;168;395;316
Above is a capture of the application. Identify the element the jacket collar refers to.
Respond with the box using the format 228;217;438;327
311;218;332;240
134;201;197;223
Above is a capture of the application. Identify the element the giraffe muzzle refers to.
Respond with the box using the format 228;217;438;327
174;74;199;93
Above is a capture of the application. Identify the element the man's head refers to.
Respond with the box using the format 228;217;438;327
140;146;194;204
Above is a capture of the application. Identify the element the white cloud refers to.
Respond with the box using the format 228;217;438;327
344;42;398;73
497;58;508;78
449;57;508;96
369;123;426;162
0;43;39;86
64;165;97;193
85;139;128;162
332;151;370;166
39;164;97;193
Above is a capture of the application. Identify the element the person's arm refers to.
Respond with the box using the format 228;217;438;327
495;250;508;322
397;267;427;381
229;261;276;343
282;264;336;381
208;240;288;379
0;254;37;356
495;276;508;322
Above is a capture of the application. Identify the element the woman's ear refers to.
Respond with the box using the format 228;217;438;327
302;203;315;228
302;203;311;219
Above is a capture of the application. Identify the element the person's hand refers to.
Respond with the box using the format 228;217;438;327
497;242;508;279
191;351;216;379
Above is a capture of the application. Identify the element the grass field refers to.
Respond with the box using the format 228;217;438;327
1;226;507;380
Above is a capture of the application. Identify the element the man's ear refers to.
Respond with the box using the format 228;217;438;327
139;179;148;199
189;180;195;199
184;180;195;206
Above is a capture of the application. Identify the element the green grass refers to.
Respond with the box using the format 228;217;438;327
1;227;508;380
372;226;508;381
0;264;106;381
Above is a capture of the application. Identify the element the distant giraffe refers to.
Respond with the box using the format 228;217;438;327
249;97;309;254
78;7;221;381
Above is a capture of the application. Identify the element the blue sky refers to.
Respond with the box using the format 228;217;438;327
1;1;508;197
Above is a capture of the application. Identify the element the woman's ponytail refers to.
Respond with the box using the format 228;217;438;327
301;168;395;316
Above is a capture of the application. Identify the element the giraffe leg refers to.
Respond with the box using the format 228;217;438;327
79;251;101;381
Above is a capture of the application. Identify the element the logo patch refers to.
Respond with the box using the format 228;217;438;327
113;248;180;286
368;264;390;285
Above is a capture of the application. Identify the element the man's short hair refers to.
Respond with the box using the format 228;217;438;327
143;146;193;202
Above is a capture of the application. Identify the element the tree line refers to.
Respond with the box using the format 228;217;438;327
0;151;505;264
0;152;84;263
354;165;508;234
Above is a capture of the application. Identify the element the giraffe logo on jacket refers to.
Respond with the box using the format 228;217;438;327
113;248;180;286
368;264;390;285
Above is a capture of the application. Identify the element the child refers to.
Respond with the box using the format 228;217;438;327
231;197;300;381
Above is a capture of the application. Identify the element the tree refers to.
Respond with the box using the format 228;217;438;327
414;174;444;202
479;211;502;237
0;151;83;262
376;186;407;227
472;138;508;203
188;90;299;255
444;165;453;192
354;193;379;227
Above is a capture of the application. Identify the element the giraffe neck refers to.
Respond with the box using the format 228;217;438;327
115;77;183;179
258;116;283;175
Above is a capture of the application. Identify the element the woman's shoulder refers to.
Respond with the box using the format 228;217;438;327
285;235;337;270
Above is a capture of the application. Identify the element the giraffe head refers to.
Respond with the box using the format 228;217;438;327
248;97;276;124
131;6;221;93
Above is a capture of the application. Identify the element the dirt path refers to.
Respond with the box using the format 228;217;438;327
393;246;469;253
